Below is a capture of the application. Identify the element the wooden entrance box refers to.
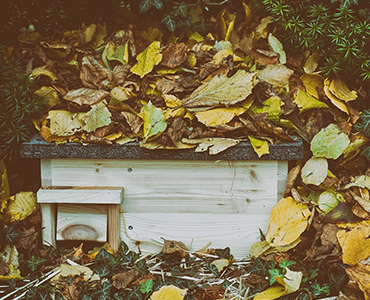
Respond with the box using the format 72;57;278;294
21;134;303;258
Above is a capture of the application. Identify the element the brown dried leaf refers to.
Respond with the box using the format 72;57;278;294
121;111;143;134
64;88;109;106
162;239;189;259
284;164;301;197
156;78;185;94
112;270;140;289
160;43;188;68
345;263;370;300
80;55;113;89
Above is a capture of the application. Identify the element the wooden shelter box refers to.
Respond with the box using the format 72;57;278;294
21;134;303;258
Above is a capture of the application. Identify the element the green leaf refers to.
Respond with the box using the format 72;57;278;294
318;190;344;214
131;41;163;78
83;101;112;132
184;70;258;108
152;0;164;10
141;101;167;142
268;33;286;64
279;259;296;270
293;89;329;113
140;278;153;294
310;124;350;159
103;41;129;66
301;157;328;186
173;2;189;18
161;14;177;32
269;268;282;285
250;96;282;121
139;0;154;13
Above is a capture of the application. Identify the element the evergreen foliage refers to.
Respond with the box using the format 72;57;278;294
259;0;370;82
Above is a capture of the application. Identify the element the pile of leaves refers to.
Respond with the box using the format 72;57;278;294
1;0;370;299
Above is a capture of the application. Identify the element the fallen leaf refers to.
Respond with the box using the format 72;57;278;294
162;239;189;259
34;86;59;108
183;138;240;155
103;41;129;66
150;285;187;300
51;263;99;284
301;157;328;186
131;41;162;78
337;220;370;265
7;192;37;222
268;33;286;64
293;89;329;113
64;88;109;106
303;53;321;73
342;175;370;190
324;79;349;114
184;70;258;108
248;136;269;158
0;244;21;280
317;190;344;214
265;197;311;246
47;110;84;136
300;73;324;99
110;86;136;102
121;111;143;134
141;101;167;142
83;101;112;133
255;16;274;38
160;43;188;68
346;263;370;300
310;123;350;159
254;268;303;300
284;165;302;197
250;96;282;121
329;77;357;102
80;55;113;89
195;107;247;127
112;270;140;289
30;66;57;82
211;258;230;272
257;64;294;87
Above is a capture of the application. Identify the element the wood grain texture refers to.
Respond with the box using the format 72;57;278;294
44;159;279;215
277;161;288;201
120;213;270;259
108;204;120;252
57;204;107;242
37;188;123;204
40;203;57;247
41;159;52;187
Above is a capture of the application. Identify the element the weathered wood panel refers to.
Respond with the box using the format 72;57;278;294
120;213;270;258
37;188;123;204
42;159;280;215
57;204;107;242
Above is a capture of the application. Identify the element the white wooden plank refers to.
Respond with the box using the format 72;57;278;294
47;159;279;215
57;204;107;242
40;203;57;247
120;213;270;259
277;161;288;201
41;159;52;187
37;189;123;204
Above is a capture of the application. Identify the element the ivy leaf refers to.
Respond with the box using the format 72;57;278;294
140;278;153;294
161;14;177;32
131;41;163;78
83;101;112;133
152;0;164;10
173;2;189;18
139;0;154;13
311;124;350;159
141;101;167;142
269;268;282;285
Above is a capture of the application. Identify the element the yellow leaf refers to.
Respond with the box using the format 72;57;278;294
80;23;97;43
324;79;349;114
110;86;136;102
7;192;37;222
255;16;275;38
265;197;311;246
329;77;357;102
0;245;22;280
139;27;163;43
64;88;109;106
346;263;370;300
249;240;271;258
303;53;321;74
300;73;324;99
250;96;282;121
30;66;57;82
0;160;10;201
337;220;370;265
182;138;240;155
211;259;230;272
48;110;84;136
188;31;204;42
188;53;197;68
184;70;258;108
83;101;112;132
163;94;182;108
254;269;302;300
268;33;286;64
257;64;294;87
141;101;167;142
51;263;99;284
34;86;59;108
131;41;162;78
150;285;187;300
248;136;269;158
195;107;247;127
293;89;329;113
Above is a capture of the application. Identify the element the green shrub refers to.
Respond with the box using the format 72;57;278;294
260;0;370;82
